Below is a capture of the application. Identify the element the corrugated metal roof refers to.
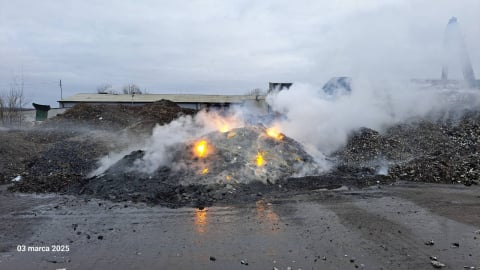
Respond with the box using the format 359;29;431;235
58;93;266;103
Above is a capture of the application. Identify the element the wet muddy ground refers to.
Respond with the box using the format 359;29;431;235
1;182;479;270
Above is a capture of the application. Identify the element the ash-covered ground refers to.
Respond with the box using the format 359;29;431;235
2;101;479;208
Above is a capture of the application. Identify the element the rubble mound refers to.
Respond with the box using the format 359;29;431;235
5;100;194;189
336;128;402;166
69;126;318;206
46;100;196;131
10;139;108;193
335;112;480;184
0;129;77;184
0;130;39;184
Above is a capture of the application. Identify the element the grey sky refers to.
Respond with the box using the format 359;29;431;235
1;0;479;107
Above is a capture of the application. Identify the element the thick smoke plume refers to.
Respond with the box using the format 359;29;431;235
266;79;480;163
92;78;480;177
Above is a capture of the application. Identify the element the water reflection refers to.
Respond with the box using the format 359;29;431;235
255;200;280;233
194;208;208;233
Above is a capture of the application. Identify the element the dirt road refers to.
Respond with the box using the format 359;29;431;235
1;183;479;270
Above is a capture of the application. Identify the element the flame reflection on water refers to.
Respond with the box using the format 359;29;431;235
194;208;208;233
255;200;280;233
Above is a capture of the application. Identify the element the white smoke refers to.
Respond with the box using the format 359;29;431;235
92;79;480;176
91;108;249;175
376;163;389;176
134;116;192;173
266;79;480;161
89;147;138;177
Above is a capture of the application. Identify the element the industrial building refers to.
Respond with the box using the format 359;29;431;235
58;93;268;112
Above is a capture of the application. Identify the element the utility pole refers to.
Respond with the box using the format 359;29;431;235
21;65;24;93
59;80;63;100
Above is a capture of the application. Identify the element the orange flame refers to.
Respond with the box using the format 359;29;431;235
211;113;235;133
194;140;209;158
256;152;265;167
266;127;284;140
201;168;209;174
197;110;244;133
219;124;230;133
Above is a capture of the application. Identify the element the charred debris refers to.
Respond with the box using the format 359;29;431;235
3;100;480;208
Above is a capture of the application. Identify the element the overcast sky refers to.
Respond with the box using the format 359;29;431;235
1;0;479;107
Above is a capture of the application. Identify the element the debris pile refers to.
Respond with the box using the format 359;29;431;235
47;100;196;131
3;101;480;208
10;139;108;193
4;101;195;188
0;129;75;184
71;125;318;206
335;112;480;184
168;125;317;185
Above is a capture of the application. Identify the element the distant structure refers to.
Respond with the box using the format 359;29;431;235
322;77;352;96
441;17;476;87
268;82;292;93
32;103;51;121
58;93;268;112
413;17;479;89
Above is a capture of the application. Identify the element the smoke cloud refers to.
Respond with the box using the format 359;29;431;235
266;79;480;162
92;79;480;177
88;8;480;177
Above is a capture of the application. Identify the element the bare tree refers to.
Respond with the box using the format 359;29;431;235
0;77;28;126
96;83;117;94
245;88;265;95
0;94;4;123
122;83;143;95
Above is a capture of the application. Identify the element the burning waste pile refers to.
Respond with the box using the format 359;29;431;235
72;110;319;207
8;82;480;207
166;126;316;185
